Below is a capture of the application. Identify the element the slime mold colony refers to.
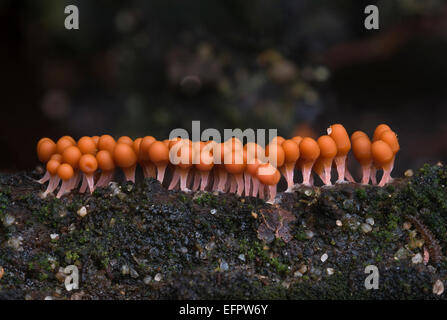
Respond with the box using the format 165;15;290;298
35;124;399;203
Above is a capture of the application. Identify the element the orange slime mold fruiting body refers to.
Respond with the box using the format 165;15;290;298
214;143;228;192
114;143;137;183
312;158;326;184
177;142;193;192
56;163;74;199
371;124;391;183
373;124;392;142
78;136;98;155
117;136;134;146
139;136;156;178
224;149;246;196
327;124;351;183
42;159;62;196
245;157;262;197
34;122;400;202
371;140;394;187
56;137;75;155
256;163;281;204
36;139;58;184
132;138;143;160
95;150;116;188
298;137;320;186
37;138;57;163
316;135;337;186
351;133;373;185
243;143;265;196
378;129;400;184
91;136;100;146
271;136;285;145
281;139;300;191
167;139;193;191
62;146;82;170
98;135;117;154
79;154;99;193
148;141;169;184
195;144;214;191
265;143;285;169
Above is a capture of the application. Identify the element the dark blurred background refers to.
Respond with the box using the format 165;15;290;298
2;0;447;176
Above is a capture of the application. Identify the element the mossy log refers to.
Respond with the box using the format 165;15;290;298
1;164;447;299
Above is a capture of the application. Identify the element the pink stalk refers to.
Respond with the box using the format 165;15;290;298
79;175;88;193
345;168;355;183
243;172;251;196
378;168;391;187
212;169;219;191
314;170;325;184
388;155;396;182
199;171;210;191
142;162;156;178
234;173;244;196
283;162;295;192
67;172;79;191
36;171;51;184
192;170;201;191
251;176;260;197
370;166;378;185
334;155;347;183
85;174;95;193
186;169;194;189
95;171;114;188
179;168;191;191
266;185;277;204
259;183;265;199
168;167;180;190
361;162;372;185
217;168;228;192
56;175;77;199
301;162;315;186
43;175;61;197
323;165;332;186
229;175;237;193
156;163;168;185
123;165;136;183
224;177;231;193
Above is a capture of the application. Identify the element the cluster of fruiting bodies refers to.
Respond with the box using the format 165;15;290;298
36;123;399;204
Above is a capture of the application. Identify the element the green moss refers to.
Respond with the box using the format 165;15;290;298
295;231;307;241
194;192;218;206
65;250;80;264
101;257;110;269
371;230;396;243
239;239;289;274
356;188;367;200
386;212;400;231
39;272;49;281
270;257;289;273
178;194;188;203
